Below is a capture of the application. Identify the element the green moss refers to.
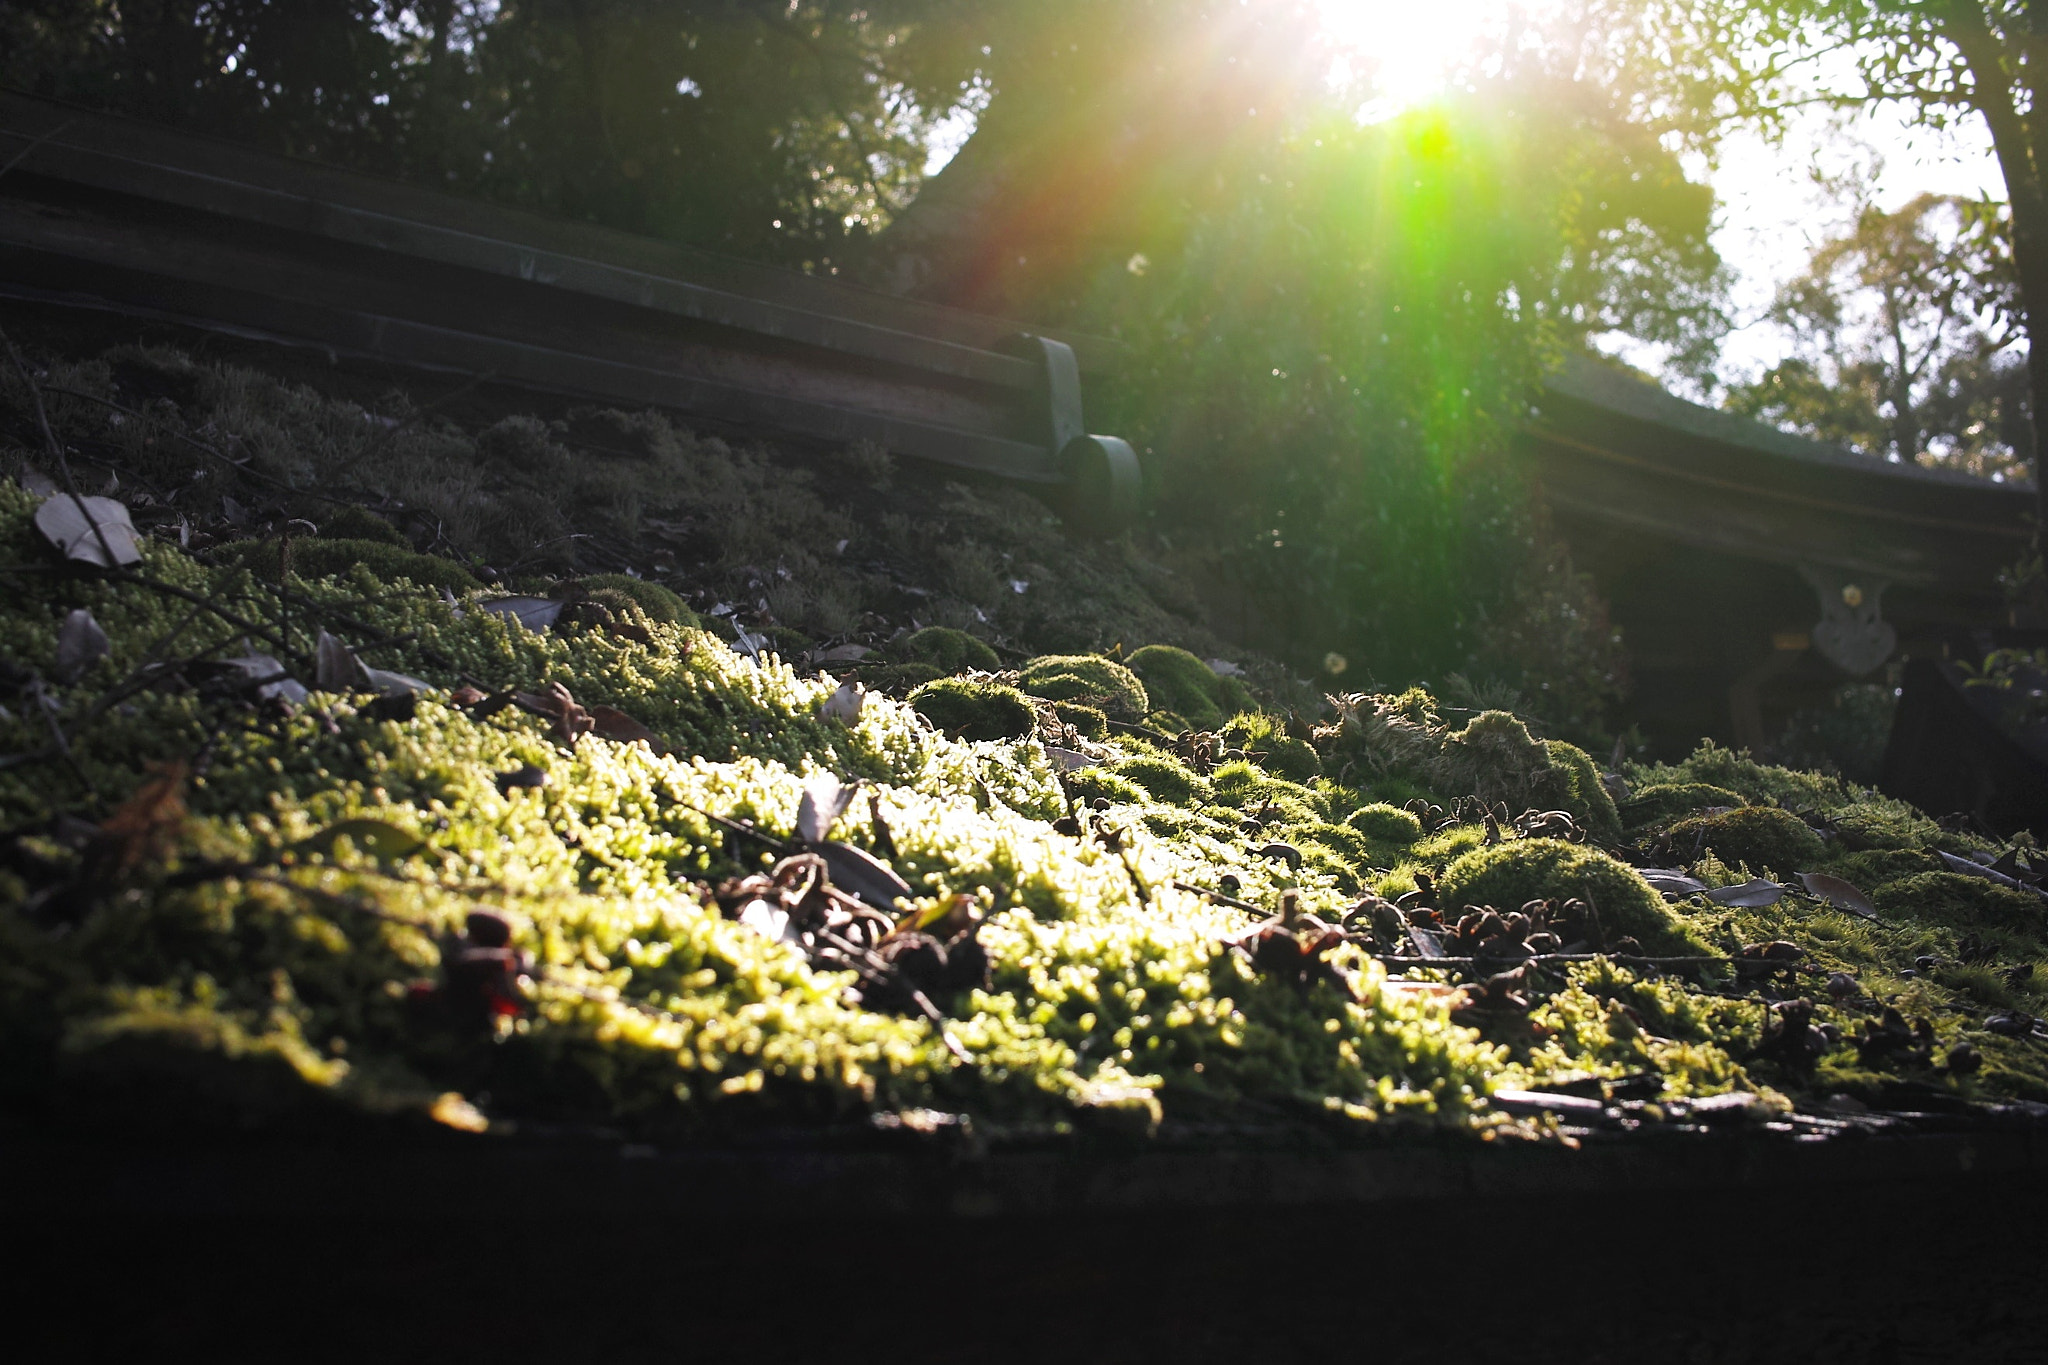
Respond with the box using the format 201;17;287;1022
12;459;2048;1135
1873;872;2047;931
1540;740;1621;840
1207;762;1326;821
1063;768;1148;806
1631;741;1845;813
1439;710;1548;794
1345;803;1424;845
1221;712;1323;784
908;678;1038;742
569;574;696;627
1412;824;1487;867
1052;702;1109;739
856;661;947;694
1620;782;1747;830
217;537;483;594
891;626;1001;673
1126;645;1226;729
316;505;408;546
1019;654;1149;722
1825;849;1936;888
1437;838;1713;956
1668;806;1826;877
1110;754;1208;805
1292;820;1373;866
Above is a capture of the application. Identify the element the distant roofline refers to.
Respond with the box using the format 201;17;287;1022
1543;352;2035;496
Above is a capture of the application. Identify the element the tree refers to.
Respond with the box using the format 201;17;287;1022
0;1;977;266
1574;0;2048;521
1725;190;2030;478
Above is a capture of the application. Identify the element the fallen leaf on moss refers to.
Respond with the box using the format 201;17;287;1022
1638;868;1710;898
589;704;663;751
1797;871;1881;919
797;775;859;844
818;679;865;724
91;761;188;879
1936;851;2045;897
1705;878;1786;907
219;648;308;706
363;665;431;697
35;493;141;567
294;818;424;863
52;607;108;682
314;630;359;691
478;596;563;631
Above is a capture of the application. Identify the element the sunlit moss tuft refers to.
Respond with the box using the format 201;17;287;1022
1019;654;1150;721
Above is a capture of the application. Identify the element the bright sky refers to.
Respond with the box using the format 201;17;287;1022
1685;106;2004;389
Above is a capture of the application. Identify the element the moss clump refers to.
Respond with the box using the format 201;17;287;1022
217;537;483;594
1292;820;1373;867
1063;767;1149;806
1828;849;1937;888
1437;710;1550;805
1437;838;1712;956
1629;741;1845;814
907;678;1037;742
856;662;946;694
316;505;408;546
891;626;1001;673
566;574;696;627
1874;872;2047;931
1221;712;1323;784
1126;645;1229;729
1540;740;1621;840
1207;762;1325;821
1051;702;1109;740
1110;754;1208;805
1621;782;1747;830
1669;806;1826;877
1345;803;1424;845
1019;654;1149;722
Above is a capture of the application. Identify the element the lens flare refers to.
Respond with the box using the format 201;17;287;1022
1316;0;1538;118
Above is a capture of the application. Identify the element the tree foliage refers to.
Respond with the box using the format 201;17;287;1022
1726;190;2030;478
1572;0;2048;498
0;1;1741;732
0;0;976;266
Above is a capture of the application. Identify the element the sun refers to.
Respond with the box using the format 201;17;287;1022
1314;0;1532;118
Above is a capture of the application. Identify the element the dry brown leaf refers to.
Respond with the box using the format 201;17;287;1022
1796;872;1881;920
92;761;189;879
589;704;664;752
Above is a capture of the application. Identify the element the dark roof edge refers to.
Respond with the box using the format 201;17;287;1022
1543;352;2036;498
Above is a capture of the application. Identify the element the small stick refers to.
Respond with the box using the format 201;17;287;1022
1;324;125;571
812;924;972;1063
1170;879;1267;916
1376;953;1733;969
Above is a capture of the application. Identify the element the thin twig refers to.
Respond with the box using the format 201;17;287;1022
813;924;971;1063
111;568;297;659
25;680;93;792
1170;880;1267;915
1;323;125;571
1377;953;1733;970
